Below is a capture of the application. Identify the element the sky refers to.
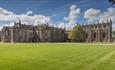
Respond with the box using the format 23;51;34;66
0;0;114;30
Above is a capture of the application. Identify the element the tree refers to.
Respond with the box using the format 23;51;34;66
109;0;115;5
68;25;87;42
112;30;115;38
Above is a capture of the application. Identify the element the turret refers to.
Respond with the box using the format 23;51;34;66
19;20;21;24
110;19;112;24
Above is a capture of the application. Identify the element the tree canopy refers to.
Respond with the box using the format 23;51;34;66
68;25;87;42
109;0;115;5
112;30;115;38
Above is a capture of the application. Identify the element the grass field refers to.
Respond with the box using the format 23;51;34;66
0;43;115;70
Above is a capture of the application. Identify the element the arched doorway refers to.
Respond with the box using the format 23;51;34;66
29;37;37;43
94;32;96;40
100;31;106;42
92;32;96;42
103;32;106;39
28;36;40;43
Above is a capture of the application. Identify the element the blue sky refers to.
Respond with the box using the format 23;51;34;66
0;0;115;29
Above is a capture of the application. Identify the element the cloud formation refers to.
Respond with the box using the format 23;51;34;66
0;7;52;28
63;5;80;30
64;5;80;24
0;6;114;31
26;11;33;15
100;8;115;23
84;7;115;23
0;5;81;31
84;8;101;22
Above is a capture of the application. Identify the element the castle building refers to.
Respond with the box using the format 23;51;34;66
0;20;112;43
82;20;112;42
0;20;66;43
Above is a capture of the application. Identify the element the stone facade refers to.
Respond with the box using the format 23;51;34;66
0;20;112;43
82;20;112;42
0;20;66;43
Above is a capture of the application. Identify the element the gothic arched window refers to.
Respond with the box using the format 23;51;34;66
5;30;8;36
94;32;96;39
103;32;106;39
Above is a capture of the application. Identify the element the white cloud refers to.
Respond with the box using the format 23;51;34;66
0;22;15;30
0;8;14;15
26;11;33;15
0;26;3;30
112;24;115;30
84;7;115;23
33;15;51;25
84;8;101;22
63;5;80;30
0;7;52;29
3;22;14;27
65;23;76;30
64;5;80;24
99;8;115;23
58;22;65;28
84;7;115;30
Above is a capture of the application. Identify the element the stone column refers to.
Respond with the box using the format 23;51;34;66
107;22;112;42
105;31;108;42
89;30;92;42
11;29;14;43
98;30;101;42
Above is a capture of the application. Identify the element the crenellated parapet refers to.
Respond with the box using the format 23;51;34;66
81;20;112;30
80;19;112;42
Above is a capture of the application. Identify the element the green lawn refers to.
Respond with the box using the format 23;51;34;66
0;43;115;70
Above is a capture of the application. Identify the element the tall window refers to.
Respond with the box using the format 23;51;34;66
6;31;8;36
94;32;96;39
103;32;106;39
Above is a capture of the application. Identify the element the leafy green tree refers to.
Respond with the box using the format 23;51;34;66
68;25;87;42
109;0;115;5
112;30;115;38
